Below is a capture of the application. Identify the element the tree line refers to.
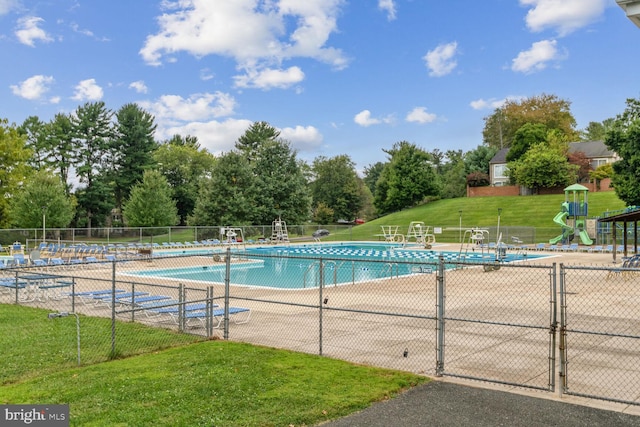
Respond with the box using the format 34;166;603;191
1;94;639;230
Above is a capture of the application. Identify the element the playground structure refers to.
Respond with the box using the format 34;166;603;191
550;184;593;246
271;217;289;243
376;222;436;248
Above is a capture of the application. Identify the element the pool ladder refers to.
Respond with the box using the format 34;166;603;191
383;262;399;278
303;260;339;288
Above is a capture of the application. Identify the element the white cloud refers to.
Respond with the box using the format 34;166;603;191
234;66;305;90
0;0;19;15
158;118;253;155
511;39;564;73
15;16;54;47
424;42;458;77
129;80;148;94
139;1;347;88
279;125;323;151
69;22;110;41
470;98;504;110
354;110;381;127
378;0;397;21
470;95;525;110
139;92;237;126
405;107;437;124
200;68;215;81
10;75;55;100
520;0;606;36
72;78;104;101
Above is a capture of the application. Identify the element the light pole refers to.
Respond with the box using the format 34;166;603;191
497;208;503;242
41;205;47;244
459;210;462;243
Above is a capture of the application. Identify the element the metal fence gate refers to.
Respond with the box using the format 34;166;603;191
438;260;557;391
560;264;640;404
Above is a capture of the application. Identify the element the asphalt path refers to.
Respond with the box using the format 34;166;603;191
321;381;640;427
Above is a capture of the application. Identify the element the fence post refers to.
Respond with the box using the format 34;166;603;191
224;247;231;340
548;263;557;393
178;283;185;332
558;263;566;398
71;277;76;313
319;257;324;356
111;260;117;358
206;286;214;337
435;255;445;377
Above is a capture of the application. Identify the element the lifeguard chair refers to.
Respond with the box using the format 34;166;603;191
406;221;436;248
271;217;289;243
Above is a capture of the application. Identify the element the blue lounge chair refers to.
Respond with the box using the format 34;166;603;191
117;295;171;307
185;306;251;328
12;254;27;267
93;291;150;308
67;289;126;304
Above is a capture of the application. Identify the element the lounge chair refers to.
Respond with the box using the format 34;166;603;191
117;294;171;307
67;289;126;305
12;254;27;267
185;306;252;329
31;259;48;268
93;291;150;308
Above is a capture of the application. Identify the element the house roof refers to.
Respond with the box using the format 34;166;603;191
489;141;615;164
568;141;616;158
489;148;509;164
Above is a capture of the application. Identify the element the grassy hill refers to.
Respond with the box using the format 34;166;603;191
342;191;626;244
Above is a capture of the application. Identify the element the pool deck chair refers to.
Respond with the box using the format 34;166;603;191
93;291;150;308
117;294;171;307
68;289;126;305
185;306;252;329
142;302;217;321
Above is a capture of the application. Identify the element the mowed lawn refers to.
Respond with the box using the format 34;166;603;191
0;305;427;426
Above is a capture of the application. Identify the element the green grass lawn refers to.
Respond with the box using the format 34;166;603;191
0;305;427;426
340;191;626;243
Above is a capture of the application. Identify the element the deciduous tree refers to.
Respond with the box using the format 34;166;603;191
374;141;439;214
0;119;33;227
154;135;216;225
605;98;640;206
482;94;578;149
9;170;75;228
122;170;178;227
311;155;366;222
508;143;578;192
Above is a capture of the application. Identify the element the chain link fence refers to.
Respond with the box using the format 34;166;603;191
2;246;639;406
560;263;640;405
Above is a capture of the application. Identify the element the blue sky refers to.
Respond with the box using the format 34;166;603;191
1;0;638;172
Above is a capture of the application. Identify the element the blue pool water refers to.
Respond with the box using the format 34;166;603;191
127;243;540;289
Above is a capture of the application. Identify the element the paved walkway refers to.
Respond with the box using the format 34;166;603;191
322;380;640;427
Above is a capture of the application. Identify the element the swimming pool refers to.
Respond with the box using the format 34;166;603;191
126;243;540;289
